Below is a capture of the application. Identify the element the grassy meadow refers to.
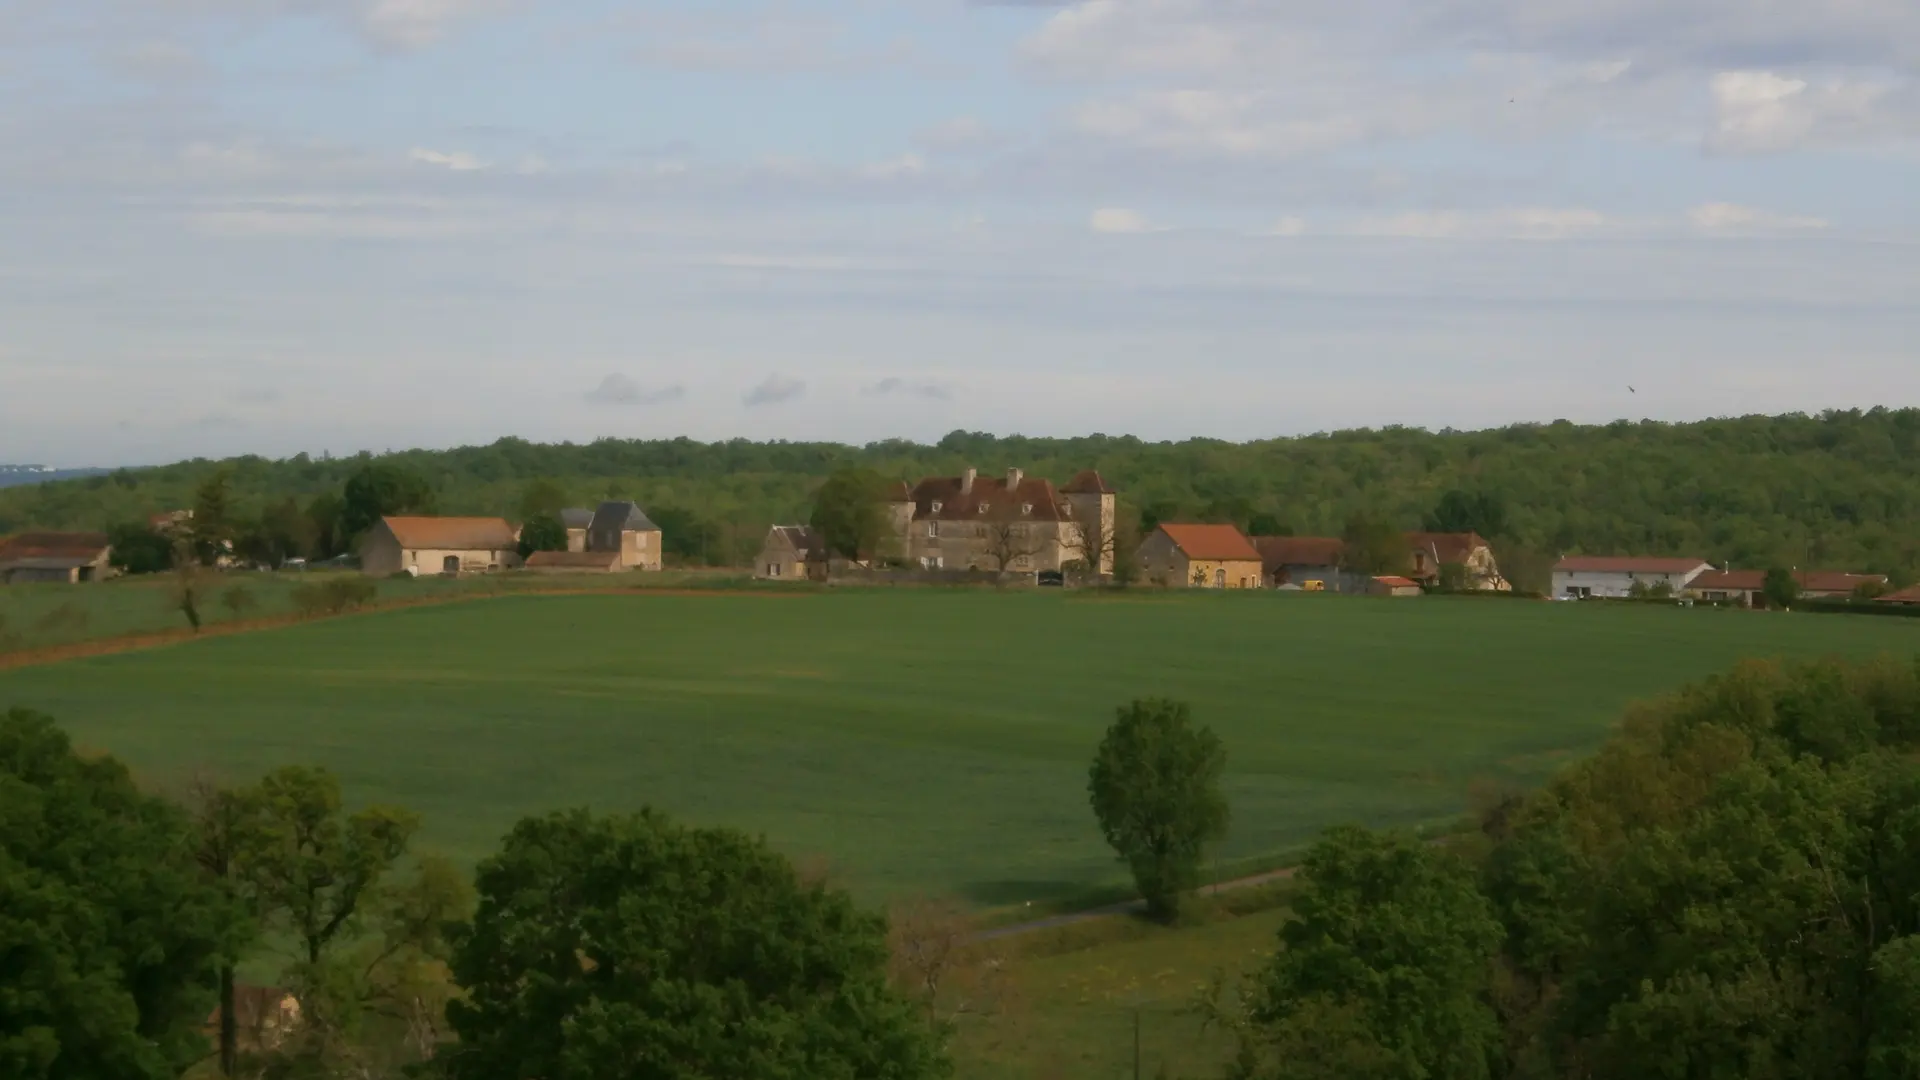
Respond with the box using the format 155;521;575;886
2;589;1917;907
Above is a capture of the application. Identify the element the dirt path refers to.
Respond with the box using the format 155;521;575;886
971;864;1300;943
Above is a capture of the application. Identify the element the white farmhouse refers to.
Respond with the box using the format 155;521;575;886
1552;556;1713;599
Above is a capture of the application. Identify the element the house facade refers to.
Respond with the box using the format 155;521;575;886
1686;569;1888;608
889;467;1116;575
1407;532;1508;591
587;501;663;570
1139;523;1264;588
361;517;520;576
560;508;594;553
1552;556;1714;599
756;525;821;580
0;532;115;584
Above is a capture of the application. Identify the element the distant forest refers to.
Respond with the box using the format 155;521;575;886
5;409;1920;587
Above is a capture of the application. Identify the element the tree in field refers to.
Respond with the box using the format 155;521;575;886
810;467;893;563
1087;698;1230;921
1229;828;1503;1080
307;491;347;558
1424;489;1507;539
0;708;244;1079
516;514;568;559
1762;566;1801;609
241;766;462;1074
1341;512;1410;577
192;468;237;564
443;808;948;1080
108;520;174;574
340;463;436;540
171;537;206;631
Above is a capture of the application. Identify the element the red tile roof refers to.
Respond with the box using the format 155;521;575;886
1061;469;1115;495
1554;556;1713;574
1881;584;1920;605
910;475;1069;522
1689;569;1888;594
380;516;517;550
1253;536;1344;567
1374;576;1421;588
0;531;111;561
1158;523;1262;562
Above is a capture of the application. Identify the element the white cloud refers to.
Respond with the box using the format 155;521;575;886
1688;202;1829;233
359;0;507;49
743;374;805;407
1706;70;1907;153
1263;217;1309;237
408;147;487;171
585;374;685;406
1090;207;1155;234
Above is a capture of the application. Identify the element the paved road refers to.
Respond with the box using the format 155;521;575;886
970;865;1300;943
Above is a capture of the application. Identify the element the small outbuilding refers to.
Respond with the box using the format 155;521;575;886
756;525;822;580
0;532;115;584
524;550;623;574
1370;575;1424;598
1686;569;1888;608
560;508;595;553
360;517;520;577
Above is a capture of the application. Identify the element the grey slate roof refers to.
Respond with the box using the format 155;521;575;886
560;508;595;530
589;501;659;534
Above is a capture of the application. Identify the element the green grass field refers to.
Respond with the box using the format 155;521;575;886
2;590;1916;906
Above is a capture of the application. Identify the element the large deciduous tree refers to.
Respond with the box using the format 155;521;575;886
1425;489;1507;539
516;514;568;559
0;708;243;1079
1087;698;1230;921
810;467;893;563
1234;828;1503;1080
1341;512;1411;577
340;463;436;540
443;808;947;1080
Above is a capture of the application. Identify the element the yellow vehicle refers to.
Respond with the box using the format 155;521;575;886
1302;580;1326;592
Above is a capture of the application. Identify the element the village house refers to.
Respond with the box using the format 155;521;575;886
1407;532;1509;591
1139;523;1265;588
1881;584;1920;605
560;508;594;553
0;531;115;584
587;501;664;571
524;550;623;574
756;525;822;580
360;516;520;576
1686;569;1889;608
891;467;1117;575
1252;536;1368;592
1552;556;1715;599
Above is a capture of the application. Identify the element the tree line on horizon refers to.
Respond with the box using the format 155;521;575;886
6;408;1920;584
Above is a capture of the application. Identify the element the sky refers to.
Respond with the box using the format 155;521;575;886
2;0;1917;466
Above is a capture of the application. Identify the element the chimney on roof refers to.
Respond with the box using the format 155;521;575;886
961;467;976;495
1006;466;1023;490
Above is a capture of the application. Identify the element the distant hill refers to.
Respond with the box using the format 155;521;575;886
0;465;111;490
2;410;1918;585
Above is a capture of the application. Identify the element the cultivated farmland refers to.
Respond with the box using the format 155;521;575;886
1;590;1914;905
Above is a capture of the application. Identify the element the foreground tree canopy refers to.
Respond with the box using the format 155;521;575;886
1089;698;1230;920
443;808;947;1080
0;708;238;1080
1227;654;1920;1079
8;410;1920;580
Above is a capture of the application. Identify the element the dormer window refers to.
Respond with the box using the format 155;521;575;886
930;500;943;513
1021;503;1033;516
978;503;989;514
